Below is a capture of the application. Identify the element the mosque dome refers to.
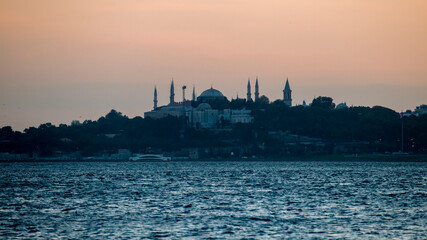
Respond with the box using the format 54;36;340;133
199;88;225;98
197;103;212;110
197;87;227;102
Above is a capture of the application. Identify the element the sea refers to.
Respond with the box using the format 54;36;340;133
0;161;426;239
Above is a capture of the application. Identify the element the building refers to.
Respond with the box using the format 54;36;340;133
335;102;348;109
144;101;192;119
197;87;228;102
144;78;293;128
414;104;427;116
190;103;253;128
153;86;158;109
400;104;427;117
247;79;252;102
283;78;292;107
255;77;259;101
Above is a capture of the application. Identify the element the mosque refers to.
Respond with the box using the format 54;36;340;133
144;78;292;128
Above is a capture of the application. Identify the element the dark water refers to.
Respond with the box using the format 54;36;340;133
0;161;426;239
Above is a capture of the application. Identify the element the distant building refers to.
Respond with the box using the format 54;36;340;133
414;104;427;116
402;110;414;117
192;103;219;128
283;78;292;107
197;87;228;102
302;100;308;107
190;103;253;128
144;78;293;128
401;104;427;117
144;101;192;119
255;77;259;102
153;86;158;109
170;79;175;104
335;102;348;109
247;79;252;102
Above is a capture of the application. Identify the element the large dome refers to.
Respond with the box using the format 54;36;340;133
197;87;228;102
199;87;225;98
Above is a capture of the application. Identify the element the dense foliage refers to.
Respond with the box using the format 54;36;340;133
252;101;426;154
1;99;426;157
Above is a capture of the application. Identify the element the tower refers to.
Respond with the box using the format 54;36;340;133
153;86;158;109
192;86;196;102
255;77;259;101
247;78;252;102
169;79;175;104
283;78;292;107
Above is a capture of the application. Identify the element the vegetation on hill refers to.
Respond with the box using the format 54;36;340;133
1;97;426;157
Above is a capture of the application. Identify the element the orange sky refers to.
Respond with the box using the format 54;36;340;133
0;0;426;130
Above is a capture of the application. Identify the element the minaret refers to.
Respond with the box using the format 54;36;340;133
255;77;259;101
283;78;292;107
153;86;158;109
169;79;175;104
192;86;196;102
247;78;252;102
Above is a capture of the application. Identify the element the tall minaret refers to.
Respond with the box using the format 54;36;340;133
247;78;252;102
255;77;259;101
169;79;175;104
283;78;292;107
192;86;196;101
153;86;158;109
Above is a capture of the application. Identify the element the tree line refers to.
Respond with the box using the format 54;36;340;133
1;97;426;157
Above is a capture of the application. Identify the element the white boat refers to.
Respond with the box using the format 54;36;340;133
129;154;171;162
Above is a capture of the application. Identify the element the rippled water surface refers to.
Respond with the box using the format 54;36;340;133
1;161;426;239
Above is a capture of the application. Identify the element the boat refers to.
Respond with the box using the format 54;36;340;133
129;154;171;162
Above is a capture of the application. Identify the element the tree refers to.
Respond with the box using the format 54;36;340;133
71;120;81;126
230;98;246;109
105;109;124;119
257;95;270;105
0;126;13;139
311;96;335;109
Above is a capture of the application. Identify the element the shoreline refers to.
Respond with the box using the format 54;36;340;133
1;154;426;163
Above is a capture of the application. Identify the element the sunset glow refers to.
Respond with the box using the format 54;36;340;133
1;0;426;130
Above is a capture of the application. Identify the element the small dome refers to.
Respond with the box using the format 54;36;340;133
336;102;348;109
197;103;212;110
199;88;225;98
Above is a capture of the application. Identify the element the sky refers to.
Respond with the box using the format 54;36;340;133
0;0;426;131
